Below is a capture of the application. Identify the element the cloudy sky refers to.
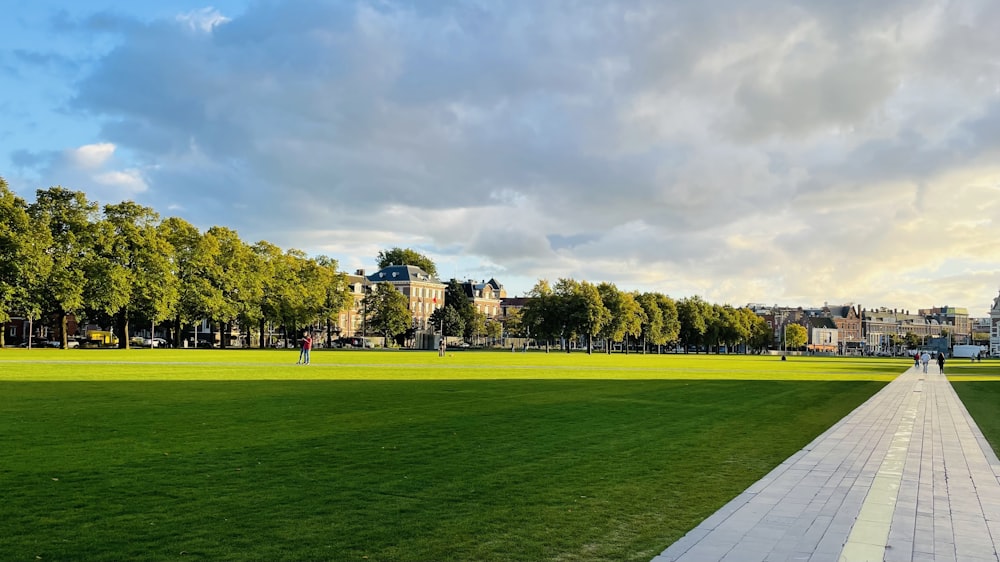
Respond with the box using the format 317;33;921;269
3;0;1000;315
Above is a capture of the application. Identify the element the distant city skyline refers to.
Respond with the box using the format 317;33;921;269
4;1;1000;315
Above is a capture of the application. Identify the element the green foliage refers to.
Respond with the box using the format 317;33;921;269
429;305;465;336
599;285;645;352
442;278;474;329
0;178;52;335
376;247;437;277
89;201;180;347
468;310;487;342
364;282;411;344
785;323;808;349
521;279;576;351
28;187;99;345
502;307;524;337
677;296;709;351
555;278;609;350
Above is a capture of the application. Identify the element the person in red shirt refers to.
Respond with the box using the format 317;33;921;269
298;332;313;365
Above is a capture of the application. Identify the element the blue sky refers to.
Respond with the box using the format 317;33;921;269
3;0;1000;315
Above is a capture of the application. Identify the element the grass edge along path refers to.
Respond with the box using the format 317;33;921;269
0;353;901;561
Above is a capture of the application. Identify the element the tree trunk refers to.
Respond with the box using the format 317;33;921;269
116;312;129;349
61;313;69;349
259;318;266;349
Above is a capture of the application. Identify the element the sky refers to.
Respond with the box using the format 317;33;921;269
3;0;1000;316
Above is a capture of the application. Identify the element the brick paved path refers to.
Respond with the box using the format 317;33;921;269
653;364;1000;562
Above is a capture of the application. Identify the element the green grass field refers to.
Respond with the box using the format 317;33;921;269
0;350;996;561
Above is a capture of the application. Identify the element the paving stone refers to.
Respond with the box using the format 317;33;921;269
650;367;1000;562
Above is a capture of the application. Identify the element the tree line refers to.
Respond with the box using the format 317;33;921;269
2;179;775;352
504;279;774;354
0;180;356;348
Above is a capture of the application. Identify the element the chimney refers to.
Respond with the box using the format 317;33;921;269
355;269;365;276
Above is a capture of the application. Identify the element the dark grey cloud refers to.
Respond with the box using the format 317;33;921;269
10;0;1000;310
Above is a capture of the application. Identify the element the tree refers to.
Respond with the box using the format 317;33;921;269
485;317;503;345
785;323;808;350
429;305;465;337
442;278;475;338
0;178;52;346
904;332;921;350
90;201;178;349
28;187;99;348
315;255;353;348
597;283;644;354
502;308;524;338
521;280;560;352
556;279;608;353
636;292;665;353
159;217;206;347
656;293;680;347
677;296;709;352
376;247;437;278
196;227;261;348
363;282;411;347
252;241;291;347
469;310;487;345
715;305;747;353
747;313;772;353
429;305;460;337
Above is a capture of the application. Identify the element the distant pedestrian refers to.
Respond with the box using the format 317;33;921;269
438;338;446;357
913;352;920;369
937;352;945;374
298;332;312;365
920;351;931;373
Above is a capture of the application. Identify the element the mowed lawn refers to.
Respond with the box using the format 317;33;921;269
1;350;986;561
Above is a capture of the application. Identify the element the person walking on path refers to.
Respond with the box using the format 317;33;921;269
937;351;945;374
920;351;931;373
297;332;312;365
913;351;920;369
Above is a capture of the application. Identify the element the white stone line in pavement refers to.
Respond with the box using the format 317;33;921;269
838;377;921;561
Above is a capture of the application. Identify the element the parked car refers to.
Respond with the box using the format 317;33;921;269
19;337;57;348
140;337;170;348
333;336;373;348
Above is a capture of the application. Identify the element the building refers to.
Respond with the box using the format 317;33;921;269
826;305;862;352
805;317;838;352
366;265;447;331
460;278;506;319
990;290;1000;357
337;270;370;338
919;306;970;345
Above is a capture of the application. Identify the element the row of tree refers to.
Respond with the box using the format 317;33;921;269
503;279;777;354
3;180;782;353
0;180;359;348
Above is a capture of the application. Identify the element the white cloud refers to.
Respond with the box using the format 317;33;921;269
175;8;230;33
69;143;115;169
10;0;1000;313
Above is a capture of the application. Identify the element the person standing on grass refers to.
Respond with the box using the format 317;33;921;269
937;351;945;374
298;332;312;365
920;351;931;373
